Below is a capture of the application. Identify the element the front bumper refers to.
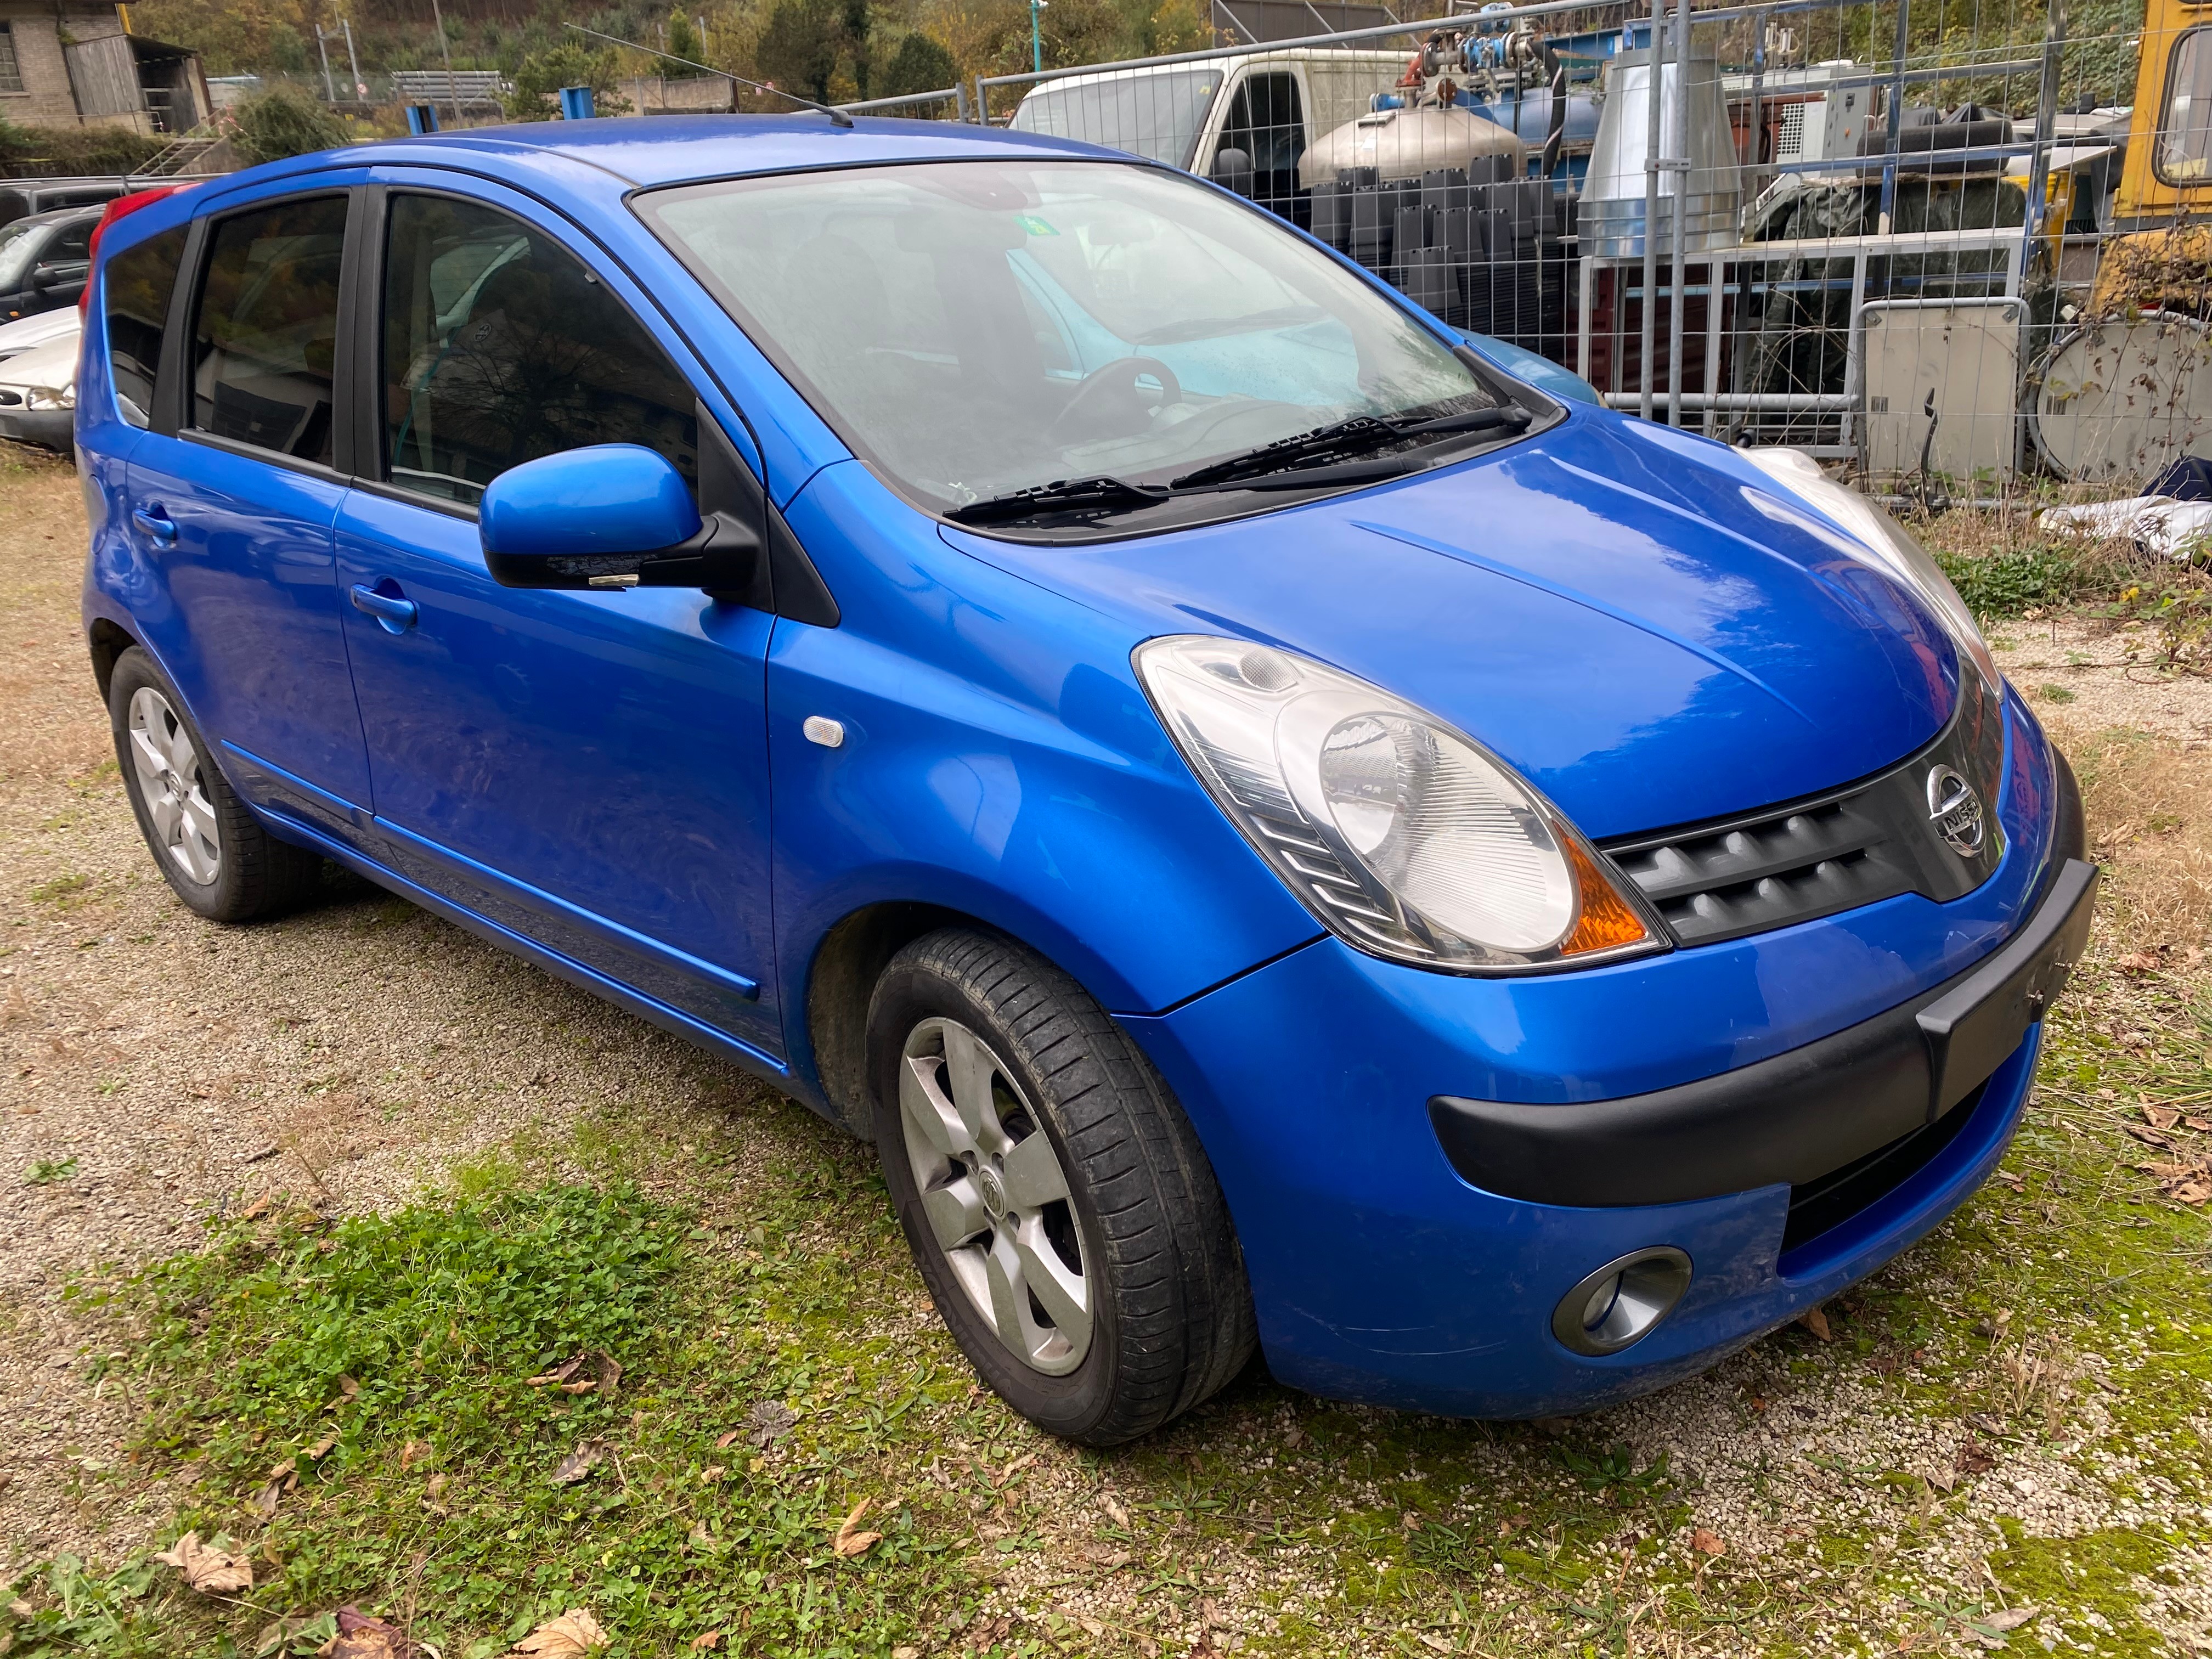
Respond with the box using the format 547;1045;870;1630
1124;692;2089;1417
0;405;74;449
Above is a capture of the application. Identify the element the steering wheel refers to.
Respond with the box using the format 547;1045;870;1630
1048;356;1184;445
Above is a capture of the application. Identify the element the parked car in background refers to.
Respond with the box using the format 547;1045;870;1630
79;117;2092;1445
0;205;103;323
0;331;78;447
0;305;80;364
0;178;132;231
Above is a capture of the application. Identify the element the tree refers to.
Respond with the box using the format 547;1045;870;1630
881;31;957;98
503;43;633;121
664;7;705;72
231;85;349;164
756;0;848;105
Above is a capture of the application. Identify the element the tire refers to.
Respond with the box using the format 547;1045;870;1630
108;646;324;923
868;928;1255;1445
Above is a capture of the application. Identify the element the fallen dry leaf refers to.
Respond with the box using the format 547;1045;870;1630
325;1606;416;1659
832;1498;883;1558
699;1465;726;1483
747;1400;798;1448
1956;1439;1997;1476
1925;1465;1957;1492
398;1441;427;1471
1691;1527;1725;1556
1101;1493;1131;1528
2128;1124;2177;1149
1797;1306;1833;1342
2143;1104;2183;1131
964;1616;1013;1652
153;1532;253;1594
240;1194;274;1220
509;1609;610;1656
549;1441;608;1487
2115;951;2163;974
713;1429;741;1451
1981;1606;2039;1633
688;1633;723;1652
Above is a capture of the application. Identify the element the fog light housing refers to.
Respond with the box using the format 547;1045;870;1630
1551;1247;1692;1356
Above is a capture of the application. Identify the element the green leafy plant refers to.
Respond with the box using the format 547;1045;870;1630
502;44;633;120
28;1156;77;1186
1932;543;2085;621
230;86;351;165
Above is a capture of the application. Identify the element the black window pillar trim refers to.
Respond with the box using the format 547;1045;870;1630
338;183;386;483
149;213;206;439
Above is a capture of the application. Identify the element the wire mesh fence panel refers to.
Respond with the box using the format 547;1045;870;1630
961;0;2212;510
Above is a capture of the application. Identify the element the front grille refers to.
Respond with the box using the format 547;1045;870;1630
1598;668;2007;947
1780;1079;1985;1256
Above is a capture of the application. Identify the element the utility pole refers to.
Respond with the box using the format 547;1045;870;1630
430;0;459;126
343;16;364;100
1030;0;1046;73
314;21;336;102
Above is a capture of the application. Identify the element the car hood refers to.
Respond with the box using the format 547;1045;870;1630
0;332;78;391
0;308;78;360
939;412;1961;840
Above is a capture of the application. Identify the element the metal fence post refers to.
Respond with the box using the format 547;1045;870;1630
1639;0;1664;421
1876;0;1909;234
1666;0;1691;426
2017;0;2069;294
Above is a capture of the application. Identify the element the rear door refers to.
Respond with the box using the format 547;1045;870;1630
331;177;783;1058
122;187;373;836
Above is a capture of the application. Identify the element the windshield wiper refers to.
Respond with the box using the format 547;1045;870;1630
945;475;1170;526
1170;404;1531;490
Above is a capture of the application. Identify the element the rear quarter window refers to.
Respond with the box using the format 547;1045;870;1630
106;225;187;428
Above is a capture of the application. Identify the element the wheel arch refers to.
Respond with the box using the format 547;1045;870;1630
88;614;138;701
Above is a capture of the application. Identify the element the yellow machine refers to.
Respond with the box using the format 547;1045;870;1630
2031;0;2212;483
2094;0;2212;310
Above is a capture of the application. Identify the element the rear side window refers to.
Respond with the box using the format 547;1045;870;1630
189;195;349;466
380;193;697;506
106;224;187;428
2161;26;2212;182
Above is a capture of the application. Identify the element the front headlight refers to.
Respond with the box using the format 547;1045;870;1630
1135;636;1664;974
24;382;74;411
1737;447;1996;686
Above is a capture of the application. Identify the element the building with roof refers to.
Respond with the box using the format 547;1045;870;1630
0;3;210;135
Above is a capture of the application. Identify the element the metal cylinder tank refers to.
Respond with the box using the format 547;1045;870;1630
1579;46;1741;257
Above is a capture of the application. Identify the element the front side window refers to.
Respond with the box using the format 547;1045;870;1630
380;194;698;507
1012;71;1223;168
0;219;42;292
2161;26;2212;182
190;196;349;465
638;161;1497;529
106;224;187;428
1220;71;1306;178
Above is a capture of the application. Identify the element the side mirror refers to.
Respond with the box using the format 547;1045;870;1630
1211;146;1255;196
479;444;758;593
31;260;86;289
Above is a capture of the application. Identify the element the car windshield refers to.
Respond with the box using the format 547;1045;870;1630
637;160;1493;518
1011;70;1223;167
0;221;42;292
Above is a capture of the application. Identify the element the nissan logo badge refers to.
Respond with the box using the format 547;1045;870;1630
1926;764;1985;857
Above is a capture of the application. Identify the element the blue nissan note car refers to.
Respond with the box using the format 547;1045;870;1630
78;114;2095;1445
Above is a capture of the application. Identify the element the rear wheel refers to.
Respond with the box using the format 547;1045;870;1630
109;647;324;922
868;928;1254;1444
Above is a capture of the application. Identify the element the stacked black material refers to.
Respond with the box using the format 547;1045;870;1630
1306;156;1570;353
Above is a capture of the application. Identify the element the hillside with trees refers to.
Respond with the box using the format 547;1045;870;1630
127;0;1213;112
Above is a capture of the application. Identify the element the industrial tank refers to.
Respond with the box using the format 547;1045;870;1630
1579;46;1741;257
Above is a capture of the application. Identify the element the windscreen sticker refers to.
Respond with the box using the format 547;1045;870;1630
1017;214;1059;238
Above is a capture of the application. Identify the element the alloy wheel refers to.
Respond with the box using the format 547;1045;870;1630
898;1017;1092;1374
128;686;220;885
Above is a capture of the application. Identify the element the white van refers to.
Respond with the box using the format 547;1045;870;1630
1009;50;1410;224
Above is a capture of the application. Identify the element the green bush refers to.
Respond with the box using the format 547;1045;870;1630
0;120;163;177
1933;544;2085;621
231;85;351;165
503;43;632;121
880;31;957;99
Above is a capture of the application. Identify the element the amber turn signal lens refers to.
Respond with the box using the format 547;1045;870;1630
1558;840;1654;957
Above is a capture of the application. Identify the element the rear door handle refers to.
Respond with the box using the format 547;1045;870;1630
349;583;419;633
131;505;176;544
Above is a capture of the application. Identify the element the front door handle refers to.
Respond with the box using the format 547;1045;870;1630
349;582;419;634
131;505;177;544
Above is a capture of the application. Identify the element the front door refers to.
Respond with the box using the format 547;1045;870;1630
334;185;782;1056
124;191;371;832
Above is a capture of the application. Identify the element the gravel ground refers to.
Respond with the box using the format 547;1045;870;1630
6;454;2208;1654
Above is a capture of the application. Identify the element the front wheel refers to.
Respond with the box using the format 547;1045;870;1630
868;928;1254;1444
